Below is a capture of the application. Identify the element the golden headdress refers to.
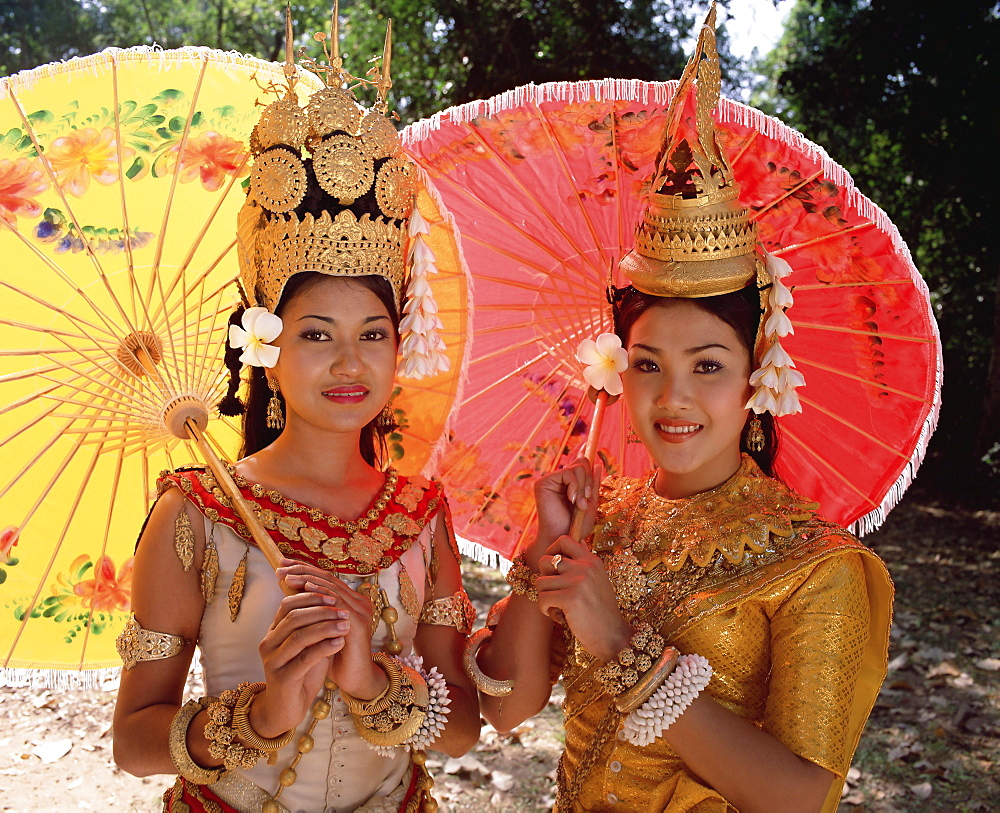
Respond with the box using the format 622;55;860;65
237;9;414;312
618;3;759;297
617;3;803;417
233;7;448;381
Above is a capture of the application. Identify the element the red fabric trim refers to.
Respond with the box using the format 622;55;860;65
157;467;441;575
168;778;241;813
399;762;422;812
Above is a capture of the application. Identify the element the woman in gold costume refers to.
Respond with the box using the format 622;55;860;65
112;20;479;813
467;10;893;813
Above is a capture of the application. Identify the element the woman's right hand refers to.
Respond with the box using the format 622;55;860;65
251;584;350;737
531;457;601;560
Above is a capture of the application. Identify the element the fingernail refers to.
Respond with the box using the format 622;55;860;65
322;596;337;605
337;611;349;619
585;485;592;498
336;621;350;631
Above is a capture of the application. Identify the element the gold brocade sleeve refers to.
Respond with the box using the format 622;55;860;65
760;553;870;777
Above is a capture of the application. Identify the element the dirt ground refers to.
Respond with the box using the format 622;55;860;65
1;489;997;812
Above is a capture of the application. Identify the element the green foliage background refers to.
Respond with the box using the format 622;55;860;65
1;0;996;500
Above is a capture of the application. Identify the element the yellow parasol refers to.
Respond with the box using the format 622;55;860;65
0;47;470;685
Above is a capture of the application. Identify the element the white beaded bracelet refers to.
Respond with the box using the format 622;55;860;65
621;653;712;746
365;654;452;756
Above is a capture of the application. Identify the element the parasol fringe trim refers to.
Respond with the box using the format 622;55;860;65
0;45;320;100
457;535;512;572
0;665;121;690
411;166;476;481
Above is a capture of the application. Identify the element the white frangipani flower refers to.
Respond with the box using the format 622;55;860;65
766;252;794;279
228;306;282;368
577;332;628;396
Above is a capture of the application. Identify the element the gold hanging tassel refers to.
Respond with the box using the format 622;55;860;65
266;377;284;430
201;526;219;605
398;563;420;620
747;415;765;452
174;506;195;571
228;545;249;621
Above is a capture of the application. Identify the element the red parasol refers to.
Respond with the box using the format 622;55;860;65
402;79;942;563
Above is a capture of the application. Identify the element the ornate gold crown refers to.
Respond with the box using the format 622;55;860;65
237;7;415;311
619;3;760;297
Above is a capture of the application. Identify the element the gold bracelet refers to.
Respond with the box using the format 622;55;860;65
598;624;667;697
506;553;539;602
204;685;266;770
230;682;296;752
168;699;223;785
463;627;514;697
615;645;680;713
339;652;405;716
352;660;430;748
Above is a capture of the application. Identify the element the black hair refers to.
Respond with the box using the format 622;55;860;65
218;272;400;466
610;284;779;476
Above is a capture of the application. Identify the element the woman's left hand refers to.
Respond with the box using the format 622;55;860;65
277;560;386;699
535;537;632;662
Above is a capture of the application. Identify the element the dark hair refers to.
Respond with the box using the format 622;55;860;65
219;272;400;466
611;284;779;475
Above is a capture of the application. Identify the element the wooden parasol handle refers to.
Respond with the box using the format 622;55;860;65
567;389;609;541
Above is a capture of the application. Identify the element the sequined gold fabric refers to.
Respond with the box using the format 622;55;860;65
555;457;893;812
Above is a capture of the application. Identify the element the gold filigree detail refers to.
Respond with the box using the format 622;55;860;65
419;590;476;634
313;134;375;203
249;147;307;214
174;505;194;572
306;87;361;136
116;614;185;670
252;209;406;311
375;156;416;219
361;110;401;160
398;563;420;619
228;545;248;622
254;98;309;152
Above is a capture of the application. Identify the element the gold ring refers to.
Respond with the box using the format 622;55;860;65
551;554;563;574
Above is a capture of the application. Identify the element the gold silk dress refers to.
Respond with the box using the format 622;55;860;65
555;456;893;812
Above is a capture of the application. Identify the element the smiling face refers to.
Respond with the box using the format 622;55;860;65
268;275;398;438
622;299;753;498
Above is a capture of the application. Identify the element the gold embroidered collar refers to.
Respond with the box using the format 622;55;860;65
593;455;818;573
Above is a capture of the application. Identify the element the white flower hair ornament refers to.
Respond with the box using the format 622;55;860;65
746;252;805;417
577;332;629;396
398;206;450;380
228;306;283;368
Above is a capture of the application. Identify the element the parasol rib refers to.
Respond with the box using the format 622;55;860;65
794;357;933;403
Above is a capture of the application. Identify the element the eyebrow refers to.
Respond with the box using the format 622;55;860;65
630;342;733;355
296;314;391;324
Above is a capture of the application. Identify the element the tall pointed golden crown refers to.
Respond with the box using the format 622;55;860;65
237;6;415;311
619;3;759;297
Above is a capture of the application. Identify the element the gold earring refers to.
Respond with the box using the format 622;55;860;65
747;415;764;452
266;377;284;430
376;401;395;432
627;423;641;444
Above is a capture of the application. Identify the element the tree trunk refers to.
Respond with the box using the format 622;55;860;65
976;261;1000;459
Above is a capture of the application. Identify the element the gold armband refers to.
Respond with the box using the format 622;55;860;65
418;590;476;635
463;627;514;697
168;699;224;785
115;614;186;670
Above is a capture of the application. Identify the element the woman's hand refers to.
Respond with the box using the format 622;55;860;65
535;536;632;662
531;457;601;561
252;572;350;737
276;560;387;700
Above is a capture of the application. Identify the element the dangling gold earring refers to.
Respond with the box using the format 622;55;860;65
747;415;765;452
376;400;395;432
266;377;284;430
627;423;641;444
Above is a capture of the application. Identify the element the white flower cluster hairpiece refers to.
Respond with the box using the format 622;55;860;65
398;207;450;380
577;332;629;396
746;252;804;417
228;307;282;368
